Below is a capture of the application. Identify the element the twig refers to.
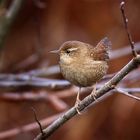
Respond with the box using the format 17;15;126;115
25;65;60;77
120;1;137;57
34;55;140;140
115;87;140;101
110;42;140;59
0;0;23;48
14;54;40;70
31;107;45;136
0;42;140;89
123;68;140;83
0;76;70;89
1;87;140;102
0;112;63;139
0;69;139;89
0;91;69;111
1;86;140;100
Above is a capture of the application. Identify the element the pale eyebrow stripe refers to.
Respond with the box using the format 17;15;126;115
68;48;78;51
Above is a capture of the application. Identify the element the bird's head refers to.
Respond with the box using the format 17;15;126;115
50;41;88;64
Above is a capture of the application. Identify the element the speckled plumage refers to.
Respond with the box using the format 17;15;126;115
60;60;108;87
58;37;111;87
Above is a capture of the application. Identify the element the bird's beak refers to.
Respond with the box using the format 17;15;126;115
50;49;60;54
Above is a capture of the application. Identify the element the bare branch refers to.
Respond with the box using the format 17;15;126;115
0;43;140;89
0;65;139;89
14;54;40;70
31;107;45;136
110;42;140;59
120;1;137;57
0;76;70;89
115;87;140;101
0;91;69;111
0;112;63;139
34;55;140;140
1;86;140;101
0;0;23;48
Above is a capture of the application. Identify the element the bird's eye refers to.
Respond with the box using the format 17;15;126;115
66;49;71;54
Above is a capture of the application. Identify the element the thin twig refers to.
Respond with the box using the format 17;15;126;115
1;87;140;101
31;107;45;136
0;112;63;139
115;87;140;101
1;87;140;107
0;91;69;111
34;55;140;140
110;42;140;59
0;42;140;89
0;76;70;89
14;54;40;70
0;67;139;89
120;1;137;57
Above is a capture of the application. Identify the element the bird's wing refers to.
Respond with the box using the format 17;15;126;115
91;37;111;61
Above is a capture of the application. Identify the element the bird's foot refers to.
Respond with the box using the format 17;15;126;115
74;98;82;115
74;87;82;114
91;92;98;102
91;84;98;102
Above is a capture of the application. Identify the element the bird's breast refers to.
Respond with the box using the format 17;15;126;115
60;60;108;87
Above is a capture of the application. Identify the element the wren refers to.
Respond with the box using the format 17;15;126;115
51;37;111;113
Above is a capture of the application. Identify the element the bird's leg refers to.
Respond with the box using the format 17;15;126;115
74;87;82;114
91;84;97;101
76;87;81;103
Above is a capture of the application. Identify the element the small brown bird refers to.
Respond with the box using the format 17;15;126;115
51;37;111;113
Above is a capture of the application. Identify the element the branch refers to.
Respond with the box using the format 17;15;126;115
115;87;140;101
31;107;45;136
34;55;140;140
0;66;139;89
0;76;70;89
110;42;140;59
0;112;63;139
0;91;69;111
120;1;137;57
0;43;140;89
0;0;23;48
1;87;140;102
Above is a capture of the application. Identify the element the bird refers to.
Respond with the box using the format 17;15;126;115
51;37;111;114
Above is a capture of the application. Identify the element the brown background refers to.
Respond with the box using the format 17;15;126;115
0;0;140;140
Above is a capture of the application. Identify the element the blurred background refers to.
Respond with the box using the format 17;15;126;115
0;0;140;140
